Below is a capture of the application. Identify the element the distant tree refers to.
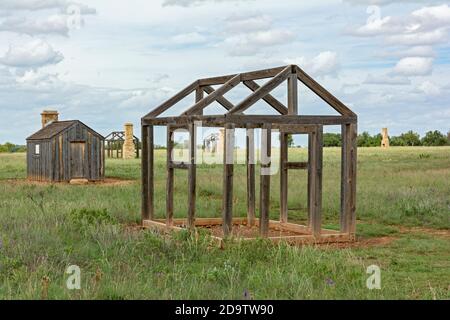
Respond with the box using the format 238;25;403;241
323;133;341;147
0;142;16;153
357;132;371;147
372;133;382;146
399;130;421;146
390;136;406;146
421;130;448;146
286;134;294;148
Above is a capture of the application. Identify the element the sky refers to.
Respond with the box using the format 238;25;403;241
0;0;449;146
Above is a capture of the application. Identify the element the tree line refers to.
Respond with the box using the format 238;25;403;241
0;142;26;153
321;130;450;147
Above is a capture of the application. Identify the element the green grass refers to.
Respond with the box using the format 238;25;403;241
0;147;449;299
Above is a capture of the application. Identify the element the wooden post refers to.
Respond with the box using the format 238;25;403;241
340;123;357;235
223;123;234;236
308;126;323;237
280;132;288;223
260;124;272;237
148;126;154;220
287;67;298;115
246;128;256;226
188;122;197;229
166;126;174;226
196;87;204;115
141;125;154;222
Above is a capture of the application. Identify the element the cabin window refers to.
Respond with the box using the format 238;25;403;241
35;144;40;155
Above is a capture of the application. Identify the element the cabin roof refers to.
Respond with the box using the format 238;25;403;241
27;120;104;141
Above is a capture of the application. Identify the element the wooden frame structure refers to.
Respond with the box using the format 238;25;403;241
105;131;140;158
141;65;357;245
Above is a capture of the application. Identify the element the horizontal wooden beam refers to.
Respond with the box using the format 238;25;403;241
143;114;356;126
295;66;356;117
198;66;287;86
168;162;189;170
143;80;198;119
243;80;288;115
143;115;226;126
184;75;241;115
202;85;234;110
229;66;293;114
277;124;316;133
225;115;356;126
285;162;308;170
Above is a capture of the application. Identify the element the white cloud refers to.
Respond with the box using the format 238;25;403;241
225;29;294;56
364;74;411;85
170;32;207;45
0;39;63;68
0;15;69;36
393;57;433;76
0;0;96;13
418;80;440;95
285;51;339;76
386;29;448;46
224;15;272;34
378;46;434;58
343;0;442;5
222;14;295;56
349;4;450;44
162;0;254;7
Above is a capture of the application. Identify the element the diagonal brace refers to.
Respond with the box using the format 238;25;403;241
229;65;293;114
183;74;241;115
243;80;288;115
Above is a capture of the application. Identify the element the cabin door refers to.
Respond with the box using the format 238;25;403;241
70;142;86;179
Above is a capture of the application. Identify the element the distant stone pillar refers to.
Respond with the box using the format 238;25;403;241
41;110;59;128
381;128;389;148
123;123;135;159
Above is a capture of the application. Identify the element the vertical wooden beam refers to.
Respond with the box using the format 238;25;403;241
287;67;298;115
259;124;272;237
308;126;323;237
188;122;197;229
280;132;288;223
196;87;204;115
166;126;174;226
141;125;148;222
340;123;357;235
246;127;256;226
223;123;234;236
148;126;154;220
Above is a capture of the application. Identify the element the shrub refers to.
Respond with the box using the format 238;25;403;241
69;208;116;228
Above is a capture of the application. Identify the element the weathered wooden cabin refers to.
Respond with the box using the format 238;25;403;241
26;111;105;182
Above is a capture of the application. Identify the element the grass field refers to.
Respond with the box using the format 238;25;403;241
0;147;449;299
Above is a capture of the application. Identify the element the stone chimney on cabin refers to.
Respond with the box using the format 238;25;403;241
41;110;59;128
381;128;390;148
122;123;135;159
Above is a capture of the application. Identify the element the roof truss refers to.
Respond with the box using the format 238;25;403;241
142;64;356;121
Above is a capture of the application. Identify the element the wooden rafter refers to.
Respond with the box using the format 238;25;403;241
183;75;241;115
243;80;288;115
295;66;356;117
142;64;356;120
228;65;293;114
144;80;198;119
202;85;234;110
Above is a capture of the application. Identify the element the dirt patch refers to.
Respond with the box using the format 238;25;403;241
205;224;303;238
319;236;397;249
3;177;136;186
397;226;450;239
